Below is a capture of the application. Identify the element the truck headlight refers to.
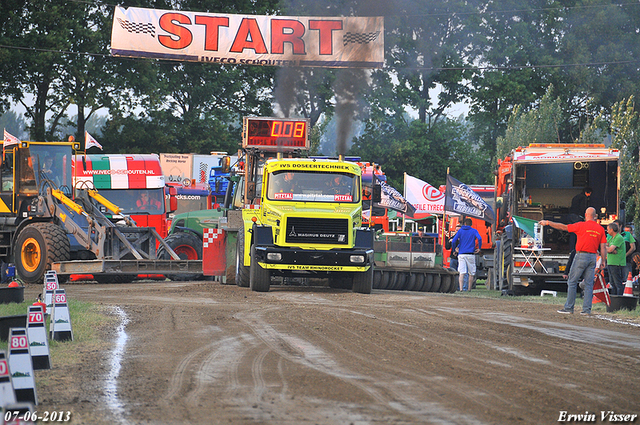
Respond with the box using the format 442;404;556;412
267;253;282;261
350;255;365;264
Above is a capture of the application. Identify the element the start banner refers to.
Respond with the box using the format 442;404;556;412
111;6;384;69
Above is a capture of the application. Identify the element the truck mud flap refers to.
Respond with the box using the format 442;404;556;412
52;260;202;276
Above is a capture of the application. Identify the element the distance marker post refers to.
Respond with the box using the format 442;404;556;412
8;328;37;405
26;306;50;370
50;289;73;342
43;273;58;313
0;350;16;407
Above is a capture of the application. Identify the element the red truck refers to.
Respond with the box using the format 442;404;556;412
73;154;178;281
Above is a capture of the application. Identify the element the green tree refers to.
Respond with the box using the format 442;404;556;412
0;110;28;139
495;85;563;160
468;0;640;155
350;114;486;190
608;97;640;230
0;0;81;140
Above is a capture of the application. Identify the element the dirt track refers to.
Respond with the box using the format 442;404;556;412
27;281;640;424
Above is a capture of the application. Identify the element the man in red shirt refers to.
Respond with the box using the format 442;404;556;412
540;207;607;315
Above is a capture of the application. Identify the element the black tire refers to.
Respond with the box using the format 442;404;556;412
380;271;391;289
432;274;442;292
236;228;250;287
15;222;70;284
373;270;383;289
396;272;407;290
448;271;458;293
388;272;399;290
352;267;373;294
406;273;417;291
249;246;270;292
501;235;513;291
439;274;451;293
157;232;203;281
414;273;425;291
423;273;434;292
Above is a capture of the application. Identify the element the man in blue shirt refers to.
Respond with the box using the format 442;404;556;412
451;217;482;292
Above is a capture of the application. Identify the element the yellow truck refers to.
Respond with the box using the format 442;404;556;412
233;117;376;293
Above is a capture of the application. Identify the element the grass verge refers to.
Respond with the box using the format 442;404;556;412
0;299;116;387
458;281;640;319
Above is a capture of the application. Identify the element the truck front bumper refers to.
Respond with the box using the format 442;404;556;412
254;246;374;272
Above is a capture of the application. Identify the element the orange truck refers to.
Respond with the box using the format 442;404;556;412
492;144;620;294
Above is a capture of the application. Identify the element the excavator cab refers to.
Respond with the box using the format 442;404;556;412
29;144;73;195
0;143;74;216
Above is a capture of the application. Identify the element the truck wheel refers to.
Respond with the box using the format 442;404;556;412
439;274;451;293
414;273;425;291
380;271;391;289
15;222;70;284
249;246;270;292
447;271;458;293
372;270;383;289
406;273;417;291
157;232;203;281
432;274;442;292
388;272;399;290
395;272;407;290
423;273;434;292
352;267;373;294
235;229;250;287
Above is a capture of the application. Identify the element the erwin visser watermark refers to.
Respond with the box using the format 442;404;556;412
558;411;638;422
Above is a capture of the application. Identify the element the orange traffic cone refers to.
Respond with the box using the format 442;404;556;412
623;272;634;297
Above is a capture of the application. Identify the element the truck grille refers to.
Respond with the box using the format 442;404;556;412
285;217;349;245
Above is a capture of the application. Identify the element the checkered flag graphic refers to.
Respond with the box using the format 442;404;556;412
117;18;155;38
203;228;222;248
343;31;380;46
199;162;208;183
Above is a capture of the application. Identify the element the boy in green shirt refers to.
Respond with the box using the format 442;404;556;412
607;222;626;295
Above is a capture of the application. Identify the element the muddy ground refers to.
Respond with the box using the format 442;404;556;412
23;281;640;424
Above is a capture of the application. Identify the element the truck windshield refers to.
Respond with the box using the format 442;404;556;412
267;170;359;203
95;188;165;215
30;145;73;190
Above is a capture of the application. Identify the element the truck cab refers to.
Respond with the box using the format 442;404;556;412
493;143;620;293
233;117;375;293
74;154;174;238
237;156;375;293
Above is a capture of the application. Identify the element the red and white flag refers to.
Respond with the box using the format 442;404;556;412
404;173;444;218
85;131;103;150
3;128;20;146
3;128;20;158
592;269;611;306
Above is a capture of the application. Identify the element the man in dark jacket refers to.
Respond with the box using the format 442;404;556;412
451;218;482;292
570;187;592;219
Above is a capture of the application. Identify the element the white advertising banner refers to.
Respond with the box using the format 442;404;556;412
111;6;384;68
404;173;445;216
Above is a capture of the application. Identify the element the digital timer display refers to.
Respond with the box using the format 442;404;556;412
243;117;309;151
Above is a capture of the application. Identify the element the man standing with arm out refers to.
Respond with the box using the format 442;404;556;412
451;218;482;292
539;207;607;315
